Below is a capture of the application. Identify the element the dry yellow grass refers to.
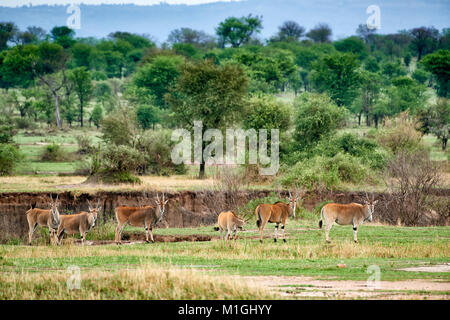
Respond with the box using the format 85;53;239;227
0;175;216;193
0;264;272;300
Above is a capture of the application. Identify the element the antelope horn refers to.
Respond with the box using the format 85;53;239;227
96;199;101;209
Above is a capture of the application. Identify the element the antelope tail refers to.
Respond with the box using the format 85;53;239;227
319;207;324;229
256;206;262;228
213;227;219;231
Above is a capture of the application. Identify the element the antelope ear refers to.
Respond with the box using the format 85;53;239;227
373;200;378;205
164;200;169;205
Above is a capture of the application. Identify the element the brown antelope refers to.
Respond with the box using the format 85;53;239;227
26;194;61;245
213;211;245;244
255;191;299;243
114;193;168;244
56;200;101;245
319;193;378;243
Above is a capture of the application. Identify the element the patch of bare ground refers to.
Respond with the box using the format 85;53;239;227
238;276;450;300
398;264;450;273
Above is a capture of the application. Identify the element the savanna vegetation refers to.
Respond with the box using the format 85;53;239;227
0;17;449;300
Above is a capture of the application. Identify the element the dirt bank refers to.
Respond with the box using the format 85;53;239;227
0;189;448;241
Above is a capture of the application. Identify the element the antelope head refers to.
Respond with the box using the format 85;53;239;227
287;190;301;218
363;192;378;222
154;193;169;223
87;199;101;224
49;194;61;230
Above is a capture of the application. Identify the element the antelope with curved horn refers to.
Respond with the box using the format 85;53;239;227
114;192;168;244
56;199;101;245
255;191;299;243
25;194;61;245
319;192;378;243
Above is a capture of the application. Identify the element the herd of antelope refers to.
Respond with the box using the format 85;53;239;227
25;191;378;246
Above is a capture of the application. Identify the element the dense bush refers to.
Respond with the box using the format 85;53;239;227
40;143;70;162
279;152;371;190
293;92;345;148
135;129;186;175
100;109;138;146
0;144;22;176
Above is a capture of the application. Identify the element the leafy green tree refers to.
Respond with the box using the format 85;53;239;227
69;67;92;127
216;15;263;48
167;28;216;49
417;99;449;150
334;36;368;60
293;92;345;148
0;22;18;51
306;23;332;43
166;60;248;178
132;55;184;108
383;76;427;116
311;52;361;107
91;105;103;129
50;26;75;49
409;26;439;60
271;21;305;42
136;105;159;130
352;70;382;126
421;49;450;97
412;68;430;85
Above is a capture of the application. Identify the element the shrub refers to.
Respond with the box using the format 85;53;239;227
374;112;425;154
0;144;22;176
75;133;93;155
135;129;186;175
279;152;371;191
293;92;345;148
40;143;70;162
136;105;159;130
101;109;138;146
383;151;441;226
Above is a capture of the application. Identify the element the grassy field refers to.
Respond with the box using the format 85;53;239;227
1;217;448;299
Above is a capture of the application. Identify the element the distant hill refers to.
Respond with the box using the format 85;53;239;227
0;0;449;43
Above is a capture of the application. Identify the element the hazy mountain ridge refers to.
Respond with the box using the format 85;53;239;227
0;0;448;42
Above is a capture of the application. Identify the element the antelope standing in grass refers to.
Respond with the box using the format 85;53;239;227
56;200;101;245
319;193;378;243
255;191;300;243
26;194;61;245
213;211;245;244
114;193;168;244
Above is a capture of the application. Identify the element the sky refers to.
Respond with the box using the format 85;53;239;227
1;0;243;6
0;0;448;42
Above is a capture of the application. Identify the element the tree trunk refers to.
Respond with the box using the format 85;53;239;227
54;94;61;129
442;137;448;151
358;111;362;126
198;136;207;179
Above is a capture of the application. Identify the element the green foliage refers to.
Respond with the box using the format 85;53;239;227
311;52;361;107
136;105;159;130
91;105;103;129
293;92;345;148
68;67;93;127
135;129;186;175
40;143;70;162
412;68;430;84
334;36;368;59
132;55;184;108
242;95;291;131
417;99;450;150
0;144;22;176
421;49;450;97
279;152;371;191
101;109;138;146
216;15;263;48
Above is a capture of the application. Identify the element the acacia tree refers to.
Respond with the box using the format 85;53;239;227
306;23;332;43
272;21;305;42
166;60;248;178
216;15;263;48
421;49;450;98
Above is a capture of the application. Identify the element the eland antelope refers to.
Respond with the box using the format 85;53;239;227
255;191;299;243
114;193;168;244
319;193;378;243
213;211;245;244
26;194;61;245
56;200;101;245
